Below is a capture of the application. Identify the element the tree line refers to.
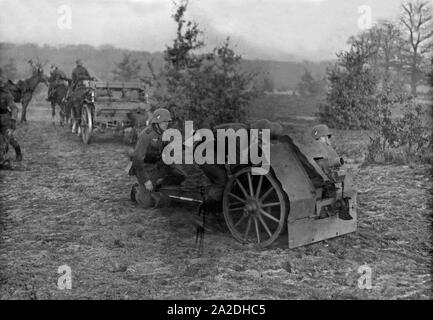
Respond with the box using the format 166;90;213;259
319;0;433;164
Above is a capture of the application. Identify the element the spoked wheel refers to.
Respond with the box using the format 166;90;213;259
222;167;288;247
68;107;73;129
81;103;93;144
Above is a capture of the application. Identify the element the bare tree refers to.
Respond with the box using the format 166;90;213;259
376;20;401;79
399;0;433;95
348;21;401;86
347;30;380;65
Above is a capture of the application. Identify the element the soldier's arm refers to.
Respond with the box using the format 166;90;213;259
131;131;151;185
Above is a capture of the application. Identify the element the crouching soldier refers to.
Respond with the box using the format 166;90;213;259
129;108;186;208
312;124;352;220
0;79;22;164
311;124;342;171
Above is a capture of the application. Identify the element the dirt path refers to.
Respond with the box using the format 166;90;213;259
0;104;431;299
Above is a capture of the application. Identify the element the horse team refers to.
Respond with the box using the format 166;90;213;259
0;58;95;169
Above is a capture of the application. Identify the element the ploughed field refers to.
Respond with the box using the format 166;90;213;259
0;102;431;299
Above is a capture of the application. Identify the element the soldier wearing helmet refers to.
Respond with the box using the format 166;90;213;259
0;76;22;163
311;124;340;166
47;64;68;102
311;124;352;220
71;59;94;90
129;108;186;206
312;124;331;145
70;60;95;130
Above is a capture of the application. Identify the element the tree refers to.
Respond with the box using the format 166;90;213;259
152;1;257;128
112;53;142;81
262;76;274;93
297;69;322;96
318;43;379;129
399;0;433;95
347;28;381;70
2;58;18;80
376;21;401;79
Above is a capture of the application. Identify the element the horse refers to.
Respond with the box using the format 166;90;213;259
47;79;70;126
5;61;49;123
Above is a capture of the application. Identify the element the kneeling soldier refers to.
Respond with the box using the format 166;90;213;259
129;108;186;207
312;124;352;220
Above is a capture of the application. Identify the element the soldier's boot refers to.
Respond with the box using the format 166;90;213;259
130;183;139;202
14;146;23;162
0;159;12;170
338;210;353;221
336;199;353;221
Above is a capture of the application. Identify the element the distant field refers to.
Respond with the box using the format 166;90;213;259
248;94;321;125
28;87;431;127
248;93;433;126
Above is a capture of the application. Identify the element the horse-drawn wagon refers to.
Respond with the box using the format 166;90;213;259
70;81;149;144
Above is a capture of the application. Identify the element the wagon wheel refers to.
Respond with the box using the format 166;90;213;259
66;101;73;129
222;167;287;247
81;103;93;144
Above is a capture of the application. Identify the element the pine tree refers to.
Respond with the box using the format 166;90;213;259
112;53;142;81
152;1;257;128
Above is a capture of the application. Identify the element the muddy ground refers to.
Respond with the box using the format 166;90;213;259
0;103;431;300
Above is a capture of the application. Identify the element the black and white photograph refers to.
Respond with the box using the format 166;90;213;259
0;0;432;303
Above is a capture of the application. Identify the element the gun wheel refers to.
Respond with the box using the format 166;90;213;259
222;167;287;247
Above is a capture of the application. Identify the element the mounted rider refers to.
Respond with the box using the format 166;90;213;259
70;60;95;128
47;64;68;102
71;59;94;91
129;108;186;207
0;76;22;163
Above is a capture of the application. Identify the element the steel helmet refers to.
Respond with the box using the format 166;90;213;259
312;124;331;140
150;108;172;124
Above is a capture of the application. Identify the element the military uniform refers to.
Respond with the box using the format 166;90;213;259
131;124;185;188
71;65;92;89
0;83;22;162
47;67;68;101
311;124;343;179
71;62;93;122
130;108;186;207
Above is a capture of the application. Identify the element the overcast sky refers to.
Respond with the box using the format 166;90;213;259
0;0;406;61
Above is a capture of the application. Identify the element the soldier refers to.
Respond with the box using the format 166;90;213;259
312;124;332;146
71;59;93;90
129;108;186;207
311;124;342;172
47;64;68;102
0;78;22;163
71;60;95;129
312;124;352;220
